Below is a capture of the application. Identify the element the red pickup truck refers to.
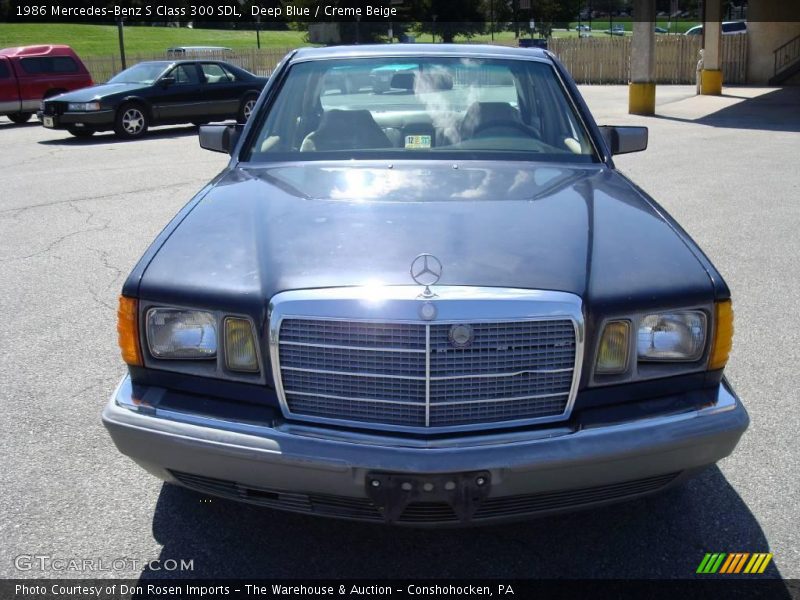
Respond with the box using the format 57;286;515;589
0;45;92;124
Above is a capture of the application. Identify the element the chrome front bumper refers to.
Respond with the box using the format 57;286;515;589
102;375;748;525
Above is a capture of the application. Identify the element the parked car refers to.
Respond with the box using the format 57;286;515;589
685;21;747;36
324;63;426;95
40;59;267;139
103;44;748;526
370;62;420;93
323;65;374;94
0;45;92;124
605;24;626;36
166;46;233;59
722;21;748;35
518;38;550;49
655;26;669;34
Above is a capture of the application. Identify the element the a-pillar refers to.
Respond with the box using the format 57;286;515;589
701;0;724;94
629;0;656;115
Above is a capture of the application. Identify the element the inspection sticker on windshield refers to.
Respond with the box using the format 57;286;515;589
405;135;431;149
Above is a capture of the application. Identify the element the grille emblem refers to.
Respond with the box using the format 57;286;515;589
449;324;474;348
419;301;437;321
410;253;443;298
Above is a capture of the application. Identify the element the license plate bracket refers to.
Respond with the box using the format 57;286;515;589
43;116;54;128
365;470;491;523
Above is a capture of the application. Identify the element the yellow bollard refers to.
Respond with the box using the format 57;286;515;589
628;82;656;115
700;69;723;95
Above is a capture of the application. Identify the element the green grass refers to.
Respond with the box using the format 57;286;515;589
0;21;703;58
0;23;309;57
447;20;699;44
566;19;699;34
451;29;602;42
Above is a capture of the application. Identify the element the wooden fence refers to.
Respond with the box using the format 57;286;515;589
82;47;293;83
549;34;748;84
82;36;748;86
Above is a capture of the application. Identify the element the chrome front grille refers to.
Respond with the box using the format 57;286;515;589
280;319;426;349
270;287;582;433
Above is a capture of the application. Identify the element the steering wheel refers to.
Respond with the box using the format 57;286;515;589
471;120;537;138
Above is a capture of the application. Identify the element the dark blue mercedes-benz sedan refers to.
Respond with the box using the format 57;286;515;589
102;45;748;525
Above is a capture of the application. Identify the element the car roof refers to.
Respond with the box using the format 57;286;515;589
167;46;232;50
133;60;230;66
130;60;175;68
291;44;552;63
0;44;74;57
685;21;746;31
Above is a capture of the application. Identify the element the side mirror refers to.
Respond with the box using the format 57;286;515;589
199;124;241;155
160;76;176;88
599;125;648;155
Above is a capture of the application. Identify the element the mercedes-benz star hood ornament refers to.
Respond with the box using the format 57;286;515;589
411;253;443;298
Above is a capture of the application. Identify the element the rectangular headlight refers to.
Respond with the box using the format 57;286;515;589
68;102;100;112
146;308;217;359
224;317;259;372
637;311;706;361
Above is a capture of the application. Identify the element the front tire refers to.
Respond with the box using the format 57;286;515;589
8;112;32;124
238;94;258;123
68;127;95;138
114;103;149;139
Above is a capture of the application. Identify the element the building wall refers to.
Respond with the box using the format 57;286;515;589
746;0;800;84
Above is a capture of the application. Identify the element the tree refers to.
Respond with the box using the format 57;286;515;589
591;0;627;16
482;0;514;34
414;0;487;43
526;0;585;36
287;0;393;44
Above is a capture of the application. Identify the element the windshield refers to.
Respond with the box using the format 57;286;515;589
245;57;597;163
108;63;167;84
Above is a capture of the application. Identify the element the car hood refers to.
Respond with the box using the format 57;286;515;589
137;162;715;313
52;82;148;102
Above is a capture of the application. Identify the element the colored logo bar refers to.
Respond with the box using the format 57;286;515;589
696;553;773;574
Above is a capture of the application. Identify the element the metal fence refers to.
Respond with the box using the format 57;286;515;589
82;47;293;82
548;34;748;84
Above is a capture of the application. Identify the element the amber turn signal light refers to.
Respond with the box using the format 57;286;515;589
117;295;143;367
595;320;630;374
709;300;734;371
224;317;259;373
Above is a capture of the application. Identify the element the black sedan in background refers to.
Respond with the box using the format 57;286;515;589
40;60;267;139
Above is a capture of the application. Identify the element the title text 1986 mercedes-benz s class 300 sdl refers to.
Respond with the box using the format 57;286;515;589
102;45;748;525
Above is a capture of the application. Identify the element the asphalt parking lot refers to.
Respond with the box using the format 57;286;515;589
1;85;798;582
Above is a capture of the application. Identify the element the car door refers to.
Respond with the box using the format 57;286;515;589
0;57;21;114
197;62;241;120
151;63;204;123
